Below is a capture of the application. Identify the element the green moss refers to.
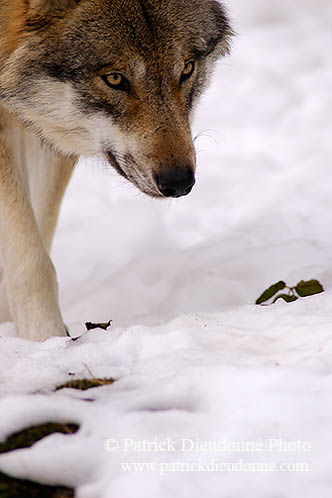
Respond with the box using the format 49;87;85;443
55;378;115;391
0;423;79;454
0;423;78;497
0;473;74;498
256;278;325;306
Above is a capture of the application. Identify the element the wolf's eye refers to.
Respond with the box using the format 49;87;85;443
180;61;195;85
102;73;130;92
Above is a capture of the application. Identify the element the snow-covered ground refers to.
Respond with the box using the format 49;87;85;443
1;1;332;496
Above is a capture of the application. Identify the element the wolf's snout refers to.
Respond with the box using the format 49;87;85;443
156;167;195;198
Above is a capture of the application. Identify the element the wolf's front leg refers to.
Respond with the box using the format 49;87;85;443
0;267;10;323
0;139;66;341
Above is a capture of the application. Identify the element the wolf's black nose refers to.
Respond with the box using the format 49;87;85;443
157;168;195;198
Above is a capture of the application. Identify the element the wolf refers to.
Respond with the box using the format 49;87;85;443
0;0;232;341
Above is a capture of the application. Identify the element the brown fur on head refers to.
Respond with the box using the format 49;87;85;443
0;0;232;198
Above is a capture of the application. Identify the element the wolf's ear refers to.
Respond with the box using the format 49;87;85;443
206;0;233;57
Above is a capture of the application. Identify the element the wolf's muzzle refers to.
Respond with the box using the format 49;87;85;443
156;167;195;198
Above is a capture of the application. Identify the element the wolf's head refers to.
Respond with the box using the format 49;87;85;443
0;0;232;198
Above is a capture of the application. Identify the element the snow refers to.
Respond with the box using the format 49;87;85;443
1;0;332;496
